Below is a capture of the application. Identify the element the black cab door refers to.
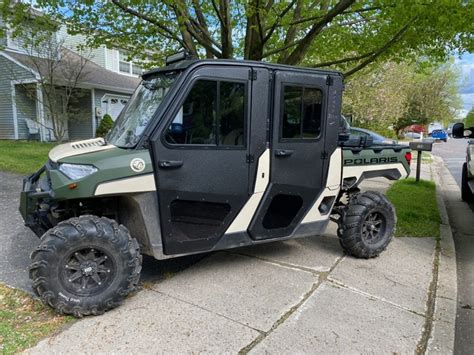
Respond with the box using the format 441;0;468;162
149;65;257;255
249;70;329;239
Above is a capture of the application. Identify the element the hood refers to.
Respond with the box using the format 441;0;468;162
49;138;116;162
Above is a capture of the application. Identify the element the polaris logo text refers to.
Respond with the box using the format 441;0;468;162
344;157;398;165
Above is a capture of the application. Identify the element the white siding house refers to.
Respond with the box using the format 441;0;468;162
0;23;142;141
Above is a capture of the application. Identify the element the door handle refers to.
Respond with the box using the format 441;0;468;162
275;149;294;157
158;160;183;169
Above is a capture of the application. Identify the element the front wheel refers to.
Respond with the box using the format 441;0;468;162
29;215;142;317
337;191;396;258
461;163;474;202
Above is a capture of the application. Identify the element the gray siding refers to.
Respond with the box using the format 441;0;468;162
15;84;37;139
68;90;93;141
0;55;36;139
57;26;106;68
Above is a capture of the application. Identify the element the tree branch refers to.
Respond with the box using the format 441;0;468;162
311;50;376;67
110;0;184;46
344;18;416;77
263;0;297;44
284;0;356;65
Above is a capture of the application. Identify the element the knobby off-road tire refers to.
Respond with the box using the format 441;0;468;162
338;191;396;258
29;215;142;317
461;163;474;202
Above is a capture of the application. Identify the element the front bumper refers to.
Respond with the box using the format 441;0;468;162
19;165;54;237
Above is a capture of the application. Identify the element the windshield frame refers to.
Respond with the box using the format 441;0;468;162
106;70;182;149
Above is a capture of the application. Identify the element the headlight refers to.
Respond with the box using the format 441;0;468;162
59;163;98;180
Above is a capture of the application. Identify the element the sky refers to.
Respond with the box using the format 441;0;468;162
456;53;474;119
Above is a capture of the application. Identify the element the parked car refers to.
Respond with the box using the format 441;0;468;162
452;123;474;201
349;127;397;145
403;131;421;139
429;129;448;142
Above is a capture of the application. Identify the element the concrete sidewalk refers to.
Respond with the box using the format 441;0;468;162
27;161;455;354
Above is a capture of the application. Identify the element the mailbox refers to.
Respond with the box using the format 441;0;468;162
409;141;433;152
409;140;433;181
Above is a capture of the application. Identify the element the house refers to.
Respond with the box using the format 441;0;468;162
0;18;142;141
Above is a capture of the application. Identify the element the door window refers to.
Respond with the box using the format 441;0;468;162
165;79;246;147
281;86;322;140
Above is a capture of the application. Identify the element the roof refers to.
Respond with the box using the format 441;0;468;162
4;48;140;94
143;59;343;80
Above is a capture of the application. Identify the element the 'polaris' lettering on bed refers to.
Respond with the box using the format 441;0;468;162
344;157;398;165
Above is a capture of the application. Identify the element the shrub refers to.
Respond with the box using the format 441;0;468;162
96;114;114;137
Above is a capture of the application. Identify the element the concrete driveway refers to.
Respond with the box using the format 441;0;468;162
0;168;454;353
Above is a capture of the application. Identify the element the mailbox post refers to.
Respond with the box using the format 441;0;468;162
409;141;433;181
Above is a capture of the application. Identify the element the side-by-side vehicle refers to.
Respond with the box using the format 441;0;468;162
20;56;411;316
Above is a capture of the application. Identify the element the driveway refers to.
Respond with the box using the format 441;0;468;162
0;171;39;291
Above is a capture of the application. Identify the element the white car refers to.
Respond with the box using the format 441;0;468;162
403;131;421;139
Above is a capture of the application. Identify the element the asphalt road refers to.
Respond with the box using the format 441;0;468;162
432;138;474;355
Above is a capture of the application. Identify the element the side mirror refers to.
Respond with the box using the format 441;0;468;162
453;122;474;139
452;123;465;138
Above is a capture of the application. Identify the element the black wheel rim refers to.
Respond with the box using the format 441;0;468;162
60;247;115;296
361;212;386;245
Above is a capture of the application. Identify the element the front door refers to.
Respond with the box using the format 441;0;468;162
249;70;328;240
149;66;255;255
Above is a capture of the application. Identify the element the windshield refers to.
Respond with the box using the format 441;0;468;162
107;71;180;147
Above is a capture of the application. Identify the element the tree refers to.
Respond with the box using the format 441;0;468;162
95;114;114;137
7;22;91;142
465;108;474;128
343;62;412;135
393;63;461;135
343;61;461;136
2;0;473;76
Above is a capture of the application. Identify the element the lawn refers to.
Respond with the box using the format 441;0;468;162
0;283;73;354
386;178;441;238
0;141;55;175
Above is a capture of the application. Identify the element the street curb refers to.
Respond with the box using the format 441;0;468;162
426;156;458;354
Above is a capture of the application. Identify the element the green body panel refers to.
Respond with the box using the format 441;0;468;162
51;147;153;200
342;146;411;175
47;144;410;201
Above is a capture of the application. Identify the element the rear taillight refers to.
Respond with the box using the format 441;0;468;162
405;152;412;165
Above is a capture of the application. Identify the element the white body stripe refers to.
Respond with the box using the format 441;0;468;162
95;174;156;196
301;148;342;223
225;149;270;233
49;138;115;162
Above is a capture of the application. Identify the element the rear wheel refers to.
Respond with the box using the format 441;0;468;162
461;163;474;202
29;215;142;317
338;191;396;258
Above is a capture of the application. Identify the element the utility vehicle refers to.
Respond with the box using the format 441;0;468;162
20;55;411;316
452;122;474;201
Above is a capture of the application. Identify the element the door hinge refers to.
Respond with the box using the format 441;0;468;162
246;154;255;163
321;151;329;160
249;70;257;81
326;75;333;86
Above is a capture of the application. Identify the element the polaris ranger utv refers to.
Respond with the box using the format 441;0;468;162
20;55;411;316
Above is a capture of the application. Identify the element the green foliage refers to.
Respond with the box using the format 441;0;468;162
1;0;473;76
465;108;474;128
0;141;55;174
343;61;461;136
96;114;114;138
386;178;440;238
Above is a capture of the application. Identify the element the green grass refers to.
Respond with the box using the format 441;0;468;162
386;178;441;238
0;141;55;175
0;283;74;354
